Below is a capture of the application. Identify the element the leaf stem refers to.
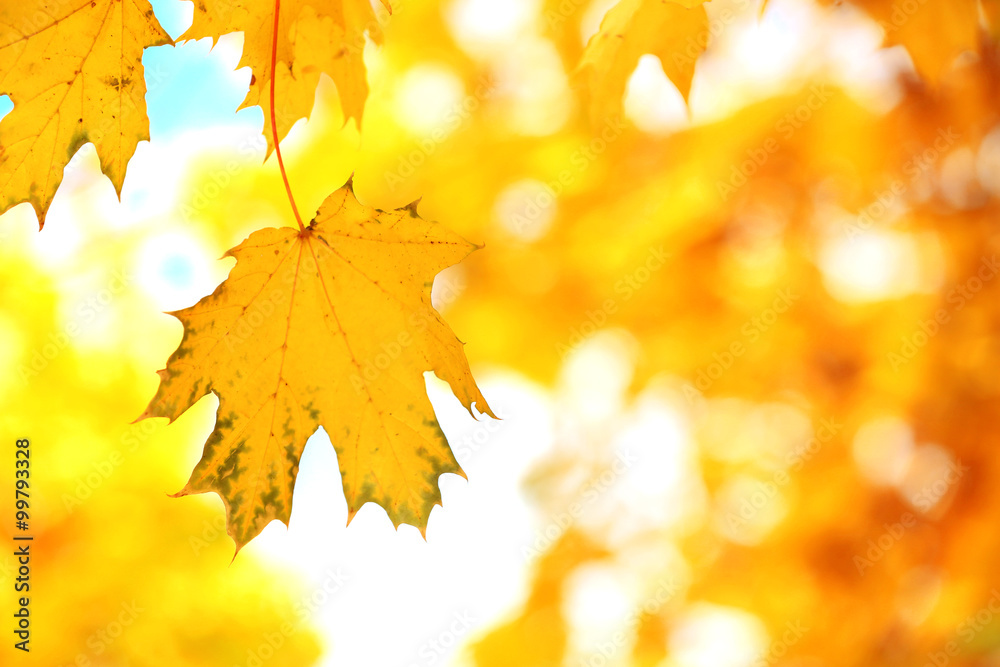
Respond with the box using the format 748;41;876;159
270;0;306;232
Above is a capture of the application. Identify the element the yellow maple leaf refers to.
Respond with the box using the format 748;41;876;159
576;0;708;123
182;0;391;153
140;180;495;551
0;0;171;225
818;0;980;83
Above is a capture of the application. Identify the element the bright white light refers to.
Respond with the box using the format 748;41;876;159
248;372;556;667
563;564;635;652
117;142;187;226
624;55;690;135
30;201;84;267
446;0;537;55
562;563;636;664
135;232;220;311
818;230;932;302
823;4;906;112
559;330;636;425
687;0;803;123
607;392;705;535
730;12;801;80
615;401;688;497
27;145;100;266
669;603;769;667
689;0;908;123
394;64;467;137
432;265;468;312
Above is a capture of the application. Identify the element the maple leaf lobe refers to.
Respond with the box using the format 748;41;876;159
0;0;172;224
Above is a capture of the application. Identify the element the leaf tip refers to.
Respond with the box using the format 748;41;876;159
30;201;47;230
404;197;423;217
229;543;243;566
474;400;499;421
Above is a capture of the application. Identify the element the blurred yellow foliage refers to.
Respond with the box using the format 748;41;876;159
0;207;323;664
